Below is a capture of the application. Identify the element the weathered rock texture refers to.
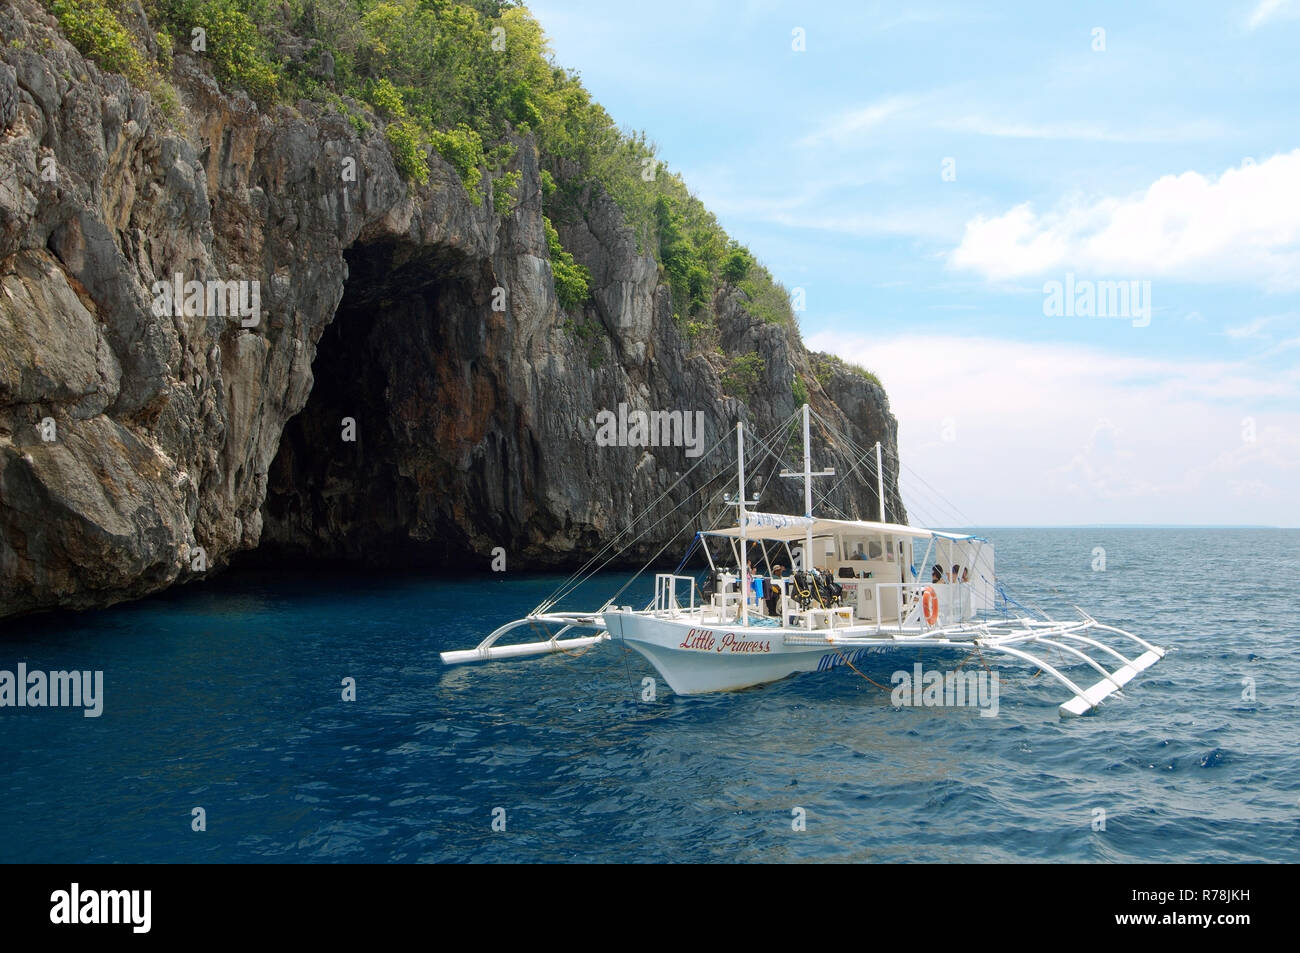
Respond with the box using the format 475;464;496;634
0;0;903;618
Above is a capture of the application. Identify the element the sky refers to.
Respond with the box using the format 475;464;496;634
527;0;1300;527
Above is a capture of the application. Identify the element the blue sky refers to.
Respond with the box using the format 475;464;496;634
528;0;1300;526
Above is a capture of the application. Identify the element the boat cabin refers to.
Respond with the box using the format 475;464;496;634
695;515;995;630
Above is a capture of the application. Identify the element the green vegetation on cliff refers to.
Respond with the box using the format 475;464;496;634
543;216;590;310
47;0;813;333
721;352;766;400
810;352;882;389
49;0;149;81
45;0;180;112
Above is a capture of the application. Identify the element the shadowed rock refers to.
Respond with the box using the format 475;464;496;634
0;0;904;617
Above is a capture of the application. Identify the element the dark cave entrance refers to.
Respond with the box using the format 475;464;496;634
249;240;504;568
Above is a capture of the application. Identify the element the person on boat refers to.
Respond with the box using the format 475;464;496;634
769;565;788;614
850;543;867;560
746;561;764;614
961;568;970;583
765;570;784;616
931;564;943;584
950;564;960;582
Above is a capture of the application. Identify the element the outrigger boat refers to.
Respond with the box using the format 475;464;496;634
442;405;1166;717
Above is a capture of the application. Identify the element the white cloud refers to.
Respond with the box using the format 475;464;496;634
806;332;1300;526
798;95;920;146
1246;0;1295;30
802;93;1223;150
948;151;1300;290
936;115;1224;143
1223;313;1298;339
688;164;970;241
1225;317;1272;338
753;208;966;241
1261;335;1300;358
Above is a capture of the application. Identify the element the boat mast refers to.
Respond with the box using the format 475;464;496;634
876;440;885;523
737;420;748;626
780;404;835;574
802;403;814;573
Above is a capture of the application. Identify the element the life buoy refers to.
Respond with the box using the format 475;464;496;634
921;585;939;625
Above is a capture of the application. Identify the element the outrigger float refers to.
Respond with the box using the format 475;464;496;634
442;405;1166;718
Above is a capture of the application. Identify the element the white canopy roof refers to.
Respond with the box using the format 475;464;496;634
930;528;989;542
701;512;944;543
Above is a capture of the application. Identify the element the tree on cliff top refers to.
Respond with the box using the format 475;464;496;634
53;0;807;339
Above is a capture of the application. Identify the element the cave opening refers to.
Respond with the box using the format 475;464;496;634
246;239;504;569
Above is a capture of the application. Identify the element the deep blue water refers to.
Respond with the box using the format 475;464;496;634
1;528;1297;863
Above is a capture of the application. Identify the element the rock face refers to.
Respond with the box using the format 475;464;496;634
0;0;904;618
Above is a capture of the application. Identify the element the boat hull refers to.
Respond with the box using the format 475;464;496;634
603;609;870;694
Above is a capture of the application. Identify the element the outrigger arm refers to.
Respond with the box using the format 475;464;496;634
439;612;610;665
799;612;1166;717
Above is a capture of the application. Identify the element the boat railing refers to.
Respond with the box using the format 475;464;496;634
875;583;919;632
653;573;697;618
874;582;972;631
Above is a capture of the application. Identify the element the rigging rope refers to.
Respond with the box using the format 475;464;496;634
543;408;803;615
532;425;736;614
622;412;804;611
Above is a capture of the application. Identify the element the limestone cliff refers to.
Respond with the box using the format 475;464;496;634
0;0;904;618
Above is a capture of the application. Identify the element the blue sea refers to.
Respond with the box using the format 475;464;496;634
1;528;1296;863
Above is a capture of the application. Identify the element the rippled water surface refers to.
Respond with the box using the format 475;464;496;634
1;529;1296;862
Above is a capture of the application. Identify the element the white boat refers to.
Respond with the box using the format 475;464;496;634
441;405;1166;718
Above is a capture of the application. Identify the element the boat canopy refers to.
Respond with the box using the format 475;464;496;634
929;529;990;543
701;512;938;543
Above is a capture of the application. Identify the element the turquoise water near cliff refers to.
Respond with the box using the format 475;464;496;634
1;528;1296;863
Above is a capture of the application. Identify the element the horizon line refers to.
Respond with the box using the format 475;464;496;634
920;523;1294;530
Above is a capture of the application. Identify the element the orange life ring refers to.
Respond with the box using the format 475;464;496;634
921;585;939;625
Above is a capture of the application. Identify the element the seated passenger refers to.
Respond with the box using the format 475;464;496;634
850;544;867;560
765;578;781;616
931;564;943;584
